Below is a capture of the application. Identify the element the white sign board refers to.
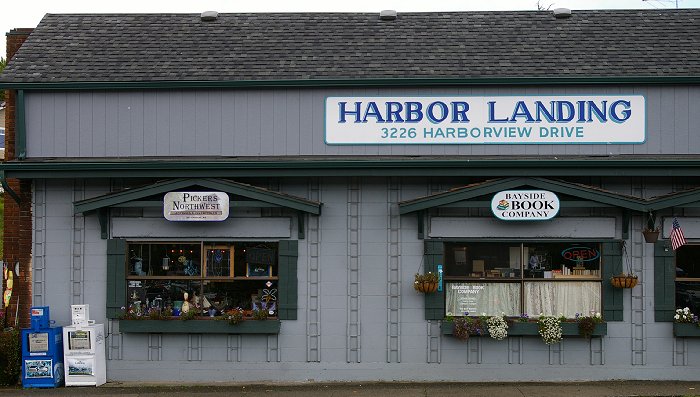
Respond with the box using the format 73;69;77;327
325;95;645;144
164;192;229;221
491;190;560;221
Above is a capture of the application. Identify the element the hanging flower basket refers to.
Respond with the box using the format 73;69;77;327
414;281;438;293
611;273;638;289
642;230;660;243
414;272;439;293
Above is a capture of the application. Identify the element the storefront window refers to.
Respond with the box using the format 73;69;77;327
444;242;602;318
126;241;278;317
675;245;700;314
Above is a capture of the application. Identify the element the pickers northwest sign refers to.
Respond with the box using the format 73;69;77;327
163;192;229;221
325;95;645;144
491;190;560;221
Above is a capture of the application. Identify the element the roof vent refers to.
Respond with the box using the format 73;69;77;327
552;8;572;19
201;11;219;22
379;10;397;21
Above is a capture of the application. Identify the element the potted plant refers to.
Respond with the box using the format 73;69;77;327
642;211;660;243
414;271;439;293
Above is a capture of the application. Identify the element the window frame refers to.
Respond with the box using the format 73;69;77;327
107;239;299;323
443;241;603;318
424;239;621;321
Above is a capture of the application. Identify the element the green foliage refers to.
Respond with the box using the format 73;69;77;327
179;309;197;321
0;328;21;386
0;194;4;258
0;57;6;102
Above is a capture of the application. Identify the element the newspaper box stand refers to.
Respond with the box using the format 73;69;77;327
62;305;106;386
21;306;64;388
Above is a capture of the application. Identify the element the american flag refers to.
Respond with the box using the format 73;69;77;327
671;218;687;250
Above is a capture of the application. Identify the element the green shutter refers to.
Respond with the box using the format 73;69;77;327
654;240;675;322
106;239;127;319
277;240;298;320
601;241;624;321
424;240;445;320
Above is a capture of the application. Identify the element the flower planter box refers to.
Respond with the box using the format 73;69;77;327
119;319;281;334
673;323;700;337
441;321;607;337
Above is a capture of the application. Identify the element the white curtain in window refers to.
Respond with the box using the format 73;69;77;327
445;283;520;316
525;282;601;318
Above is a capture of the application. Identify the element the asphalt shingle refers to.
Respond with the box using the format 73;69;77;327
1;9;699;83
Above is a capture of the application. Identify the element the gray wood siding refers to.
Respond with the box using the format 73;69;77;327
24;86;700;158
33;176;700;382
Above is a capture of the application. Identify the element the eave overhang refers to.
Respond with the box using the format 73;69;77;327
2;76;700;91
4;157;700;178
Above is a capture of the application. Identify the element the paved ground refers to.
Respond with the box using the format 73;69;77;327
1;381;699;397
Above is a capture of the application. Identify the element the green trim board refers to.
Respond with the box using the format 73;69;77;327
2;76;700;91
601;241;624;322
423;240;445;321
399;177;700;215
441;321;607;337
119;319;281;334
654;240;676;322
16;90;26;160
106;238;127;319
399;177;648;214
9;158;700;179
673;323;700;337
73;178;321;215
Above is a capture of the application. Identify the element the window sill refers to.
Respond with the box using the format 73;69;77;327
673;323;700;337
119;319;281;334
441;321;607;337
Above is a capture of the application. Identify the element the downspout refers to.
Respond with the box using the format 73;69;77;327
0;170;21;204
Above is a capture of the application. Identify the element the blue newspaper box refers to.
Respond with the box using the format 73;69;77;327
21;306;64;388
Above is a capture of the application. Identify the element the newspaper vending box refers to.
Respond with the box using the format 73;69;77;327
62;305;106;386
21;306;64;388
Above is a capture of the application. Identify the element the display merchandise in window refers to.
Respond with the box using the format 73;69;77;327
444;242;602;318
675;245;700;314
126;241;278;318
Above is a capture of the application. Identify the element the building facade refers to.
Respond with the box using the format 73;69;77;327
1;9;700;382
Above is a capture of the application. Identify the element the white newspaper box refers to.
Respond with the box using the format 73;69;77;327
62;305;106;386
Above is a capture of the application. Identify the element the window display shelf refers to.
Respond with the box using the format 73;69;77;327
673;323;700;337
441;321;607;337
119;319;281;334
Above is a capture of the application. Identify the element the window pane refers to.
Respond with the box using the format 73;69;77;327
203;281;278;316
445;282;520;316
128;243;201;277
234;242;278;277
444;243;520;279
127;279;201;315
676;245;700;278
676;281;700;313
524;281;601;318
205;244;233;277
524;243;601;279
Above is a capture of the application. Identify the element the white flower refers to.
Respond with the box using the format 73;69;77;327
675;314;680;320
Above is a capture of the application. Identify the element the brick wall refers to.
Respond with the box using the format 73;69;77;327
4;28;33;328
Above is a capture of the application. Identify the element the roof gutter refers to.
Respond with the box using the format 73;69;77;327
2;76;700;90
4;158;700;178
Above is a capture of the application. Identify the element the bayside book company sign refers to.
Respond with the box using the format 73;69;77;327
325;95;645;144
491;190;560;221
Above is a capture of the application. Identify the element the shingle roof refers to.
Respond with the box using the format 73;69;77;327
1;9;700;83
